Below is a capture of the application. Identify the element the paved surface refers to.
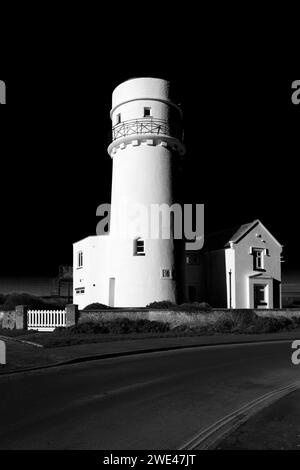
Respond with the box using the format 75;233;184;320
50;329;300;362
0;340;299;450
217;389;300;450
2;330;300;374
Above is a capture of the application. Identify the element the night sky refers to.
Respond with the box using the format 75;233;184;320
0;56;299;282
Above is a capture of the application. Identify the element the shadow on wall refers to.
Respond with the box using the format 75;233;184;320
205;251;227;307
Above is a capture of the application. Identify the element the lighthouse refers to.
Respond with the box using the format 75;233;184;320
73;77;186;308
107;78;186;307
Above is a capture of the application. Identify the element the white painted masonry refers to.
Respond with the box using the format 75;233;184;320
73;78;185;308
201;220;283;309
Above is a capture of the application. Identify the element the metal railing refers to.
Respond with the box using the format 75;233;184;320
112;118;182;142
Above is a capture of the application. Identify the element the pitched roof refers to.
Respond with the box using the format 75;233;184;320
204;220;260;251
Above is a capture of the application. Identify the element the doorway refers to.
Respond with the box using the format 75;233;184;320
188;285;197;302
253;284;267;308
109;278;115;307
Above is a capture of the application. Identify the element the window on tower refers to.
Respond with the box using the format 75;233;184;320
116;113;121;124
161;268;173;279
134;238;145;256
144;107;152;117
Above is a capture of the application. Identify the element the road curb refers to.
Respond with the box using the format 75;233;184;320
0;335;296;378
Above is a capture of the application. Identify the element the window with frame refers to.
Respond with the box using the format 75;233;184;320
116;113;121;124
144;107;152;117
77;251;83;268
253;248;264;270
134;238;145;256
75;287;85;294
161;268;173;279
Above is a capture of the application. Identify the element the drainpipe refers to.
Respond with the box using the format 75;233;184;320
229;269;232;309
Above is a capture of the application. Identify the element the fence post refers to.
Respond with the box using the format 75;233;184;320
15;305;28;330
65;304;78;327
0;340;6;365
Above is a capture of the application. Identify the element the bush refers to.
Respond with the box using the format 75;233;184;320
291;316;300;326
55;322;109;334
176;302;212;312
55;318;170;335
172;323;210;334
1;293;66;311
230;310;257;329
83;303;110;311
251;316;294;333
211;316;235;333
173;312;299;336
146;300;176;309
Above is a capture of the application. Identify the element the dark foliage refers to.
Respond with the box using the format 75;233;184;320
83;303;110;311
146;300;176;309
1;293;66;311
55;318;170;335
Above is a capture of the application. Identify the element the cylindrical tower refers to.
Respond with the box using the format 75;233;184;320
107;77;185;307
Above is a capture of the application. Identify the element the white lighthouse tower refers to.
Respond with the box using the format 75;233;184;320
107;77;186;307
73;77;186;309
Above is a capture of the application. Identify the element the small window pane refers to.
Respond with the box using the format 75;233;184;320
135;239;145;255
144;107;151;117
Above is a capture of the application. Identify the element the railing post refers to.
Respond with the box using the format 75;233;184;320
15;305;28;330
65;304;78;327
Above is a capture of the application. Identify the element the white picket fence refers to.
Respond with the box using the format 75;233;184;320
27;309;66;331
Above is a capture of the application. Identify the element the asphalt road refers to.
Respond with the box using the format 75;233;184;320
0;340;299;450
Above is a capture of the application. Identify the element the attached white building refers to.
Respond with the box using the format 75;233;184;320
185;220;283;309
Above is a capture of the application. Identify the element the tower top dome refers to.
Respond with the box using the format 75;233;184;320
111;77;182;118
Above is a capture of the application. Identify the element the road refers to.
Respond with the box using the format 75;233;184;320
0;340;299;449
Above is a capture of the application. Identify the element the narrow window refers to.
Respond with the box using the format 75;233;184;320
116;113;121;124
134;238;145;256
77;251;83;268
144;107;151;117
253;248;264;270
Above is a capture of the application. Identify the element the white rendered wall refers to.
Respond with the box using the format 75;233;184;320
225;247;236;308
232;223;282;308
111;77;180;121
109;141;179;307
73;235;110;309
108;78;184;307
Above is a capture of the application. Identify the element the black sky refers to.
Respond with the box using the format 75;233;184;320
0;53;299;279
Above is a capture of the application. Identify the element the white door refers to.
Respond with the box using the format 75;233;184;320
109;278;115;307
